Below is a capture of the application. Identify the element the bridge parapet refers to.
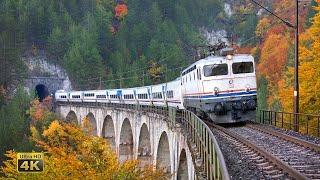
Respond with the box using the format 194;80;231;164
179;110;229;180
55;102;229;180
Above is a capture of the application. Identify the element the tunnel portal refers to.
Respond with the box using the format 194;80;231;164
35;84;49;101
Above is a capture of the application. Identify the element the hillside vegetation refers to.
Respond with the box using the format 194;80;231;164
0;0;229;90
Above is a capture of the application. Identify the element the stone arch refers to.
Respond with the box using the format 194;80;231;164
85;112;97;136
35;84;49;102
102;115;115;149
137;123;151;166
119;118;133;162
65;111;78;124
156;131;171;174
177;149;189;180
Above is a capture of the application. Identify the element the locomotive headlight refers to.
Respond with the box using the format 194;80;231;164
226;54;233;60
214;87;219;95
245;84;251;92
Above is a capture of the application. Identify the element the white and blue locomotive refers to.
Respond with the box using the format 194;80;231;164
55;52;257;123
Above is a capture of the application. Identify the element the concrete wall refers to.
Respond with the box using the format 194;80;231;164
56;104;195;180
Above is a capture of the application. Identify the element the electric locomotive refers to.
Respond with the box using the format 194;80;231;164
181;49;257;123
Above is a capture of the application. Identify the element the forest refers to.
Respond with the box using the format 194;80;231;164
0;0;229;90
1;0;320;176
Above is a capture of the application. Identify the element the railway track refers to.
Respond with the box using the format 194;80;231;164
208;121;320;179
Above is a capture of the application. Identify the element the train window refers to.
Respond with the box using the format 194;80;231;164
196;69;199;79
85;93;94;97
97;95;106;98
152;92;162;99
232;62;254;74
166;90;173;98
139;94;146;99
203;64;228;77
124;94;133;99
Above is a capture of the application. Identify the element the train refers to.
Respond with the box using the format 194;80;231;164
55;49;257;123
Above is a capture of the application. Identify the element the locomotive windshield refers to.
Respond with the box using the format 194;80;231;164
203;64;228;77
232;62;254;74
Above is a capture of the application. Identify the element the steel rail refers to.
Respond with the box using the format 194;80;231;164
246;123;320;153
209;123;308;180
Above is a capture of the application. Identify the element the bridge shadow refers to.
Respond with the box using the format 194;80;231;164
137;123;152;167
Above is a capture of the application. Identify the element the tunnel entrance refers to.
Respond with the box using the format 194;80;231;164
35;84;49;102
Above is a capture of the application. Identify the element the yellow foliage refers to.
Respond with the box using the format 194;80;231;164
30;125;41;140
255;18;271;37
0;85;6;100
148;60;163;83
279;0;320;115
82;116;95;135
1;121;166;179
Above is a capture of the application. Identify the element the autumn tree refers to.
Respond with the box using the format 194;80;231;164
1;120;166;179
148;60;163;84
257;34;289;105
279;0;320;114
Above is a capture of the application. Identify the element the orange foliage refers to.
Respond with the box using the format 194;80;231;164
255;0;314;109
1;121;166;179
278;0;320;114
29;96;53;122
258;34;289;86
115;4;128;18
235;46;253;54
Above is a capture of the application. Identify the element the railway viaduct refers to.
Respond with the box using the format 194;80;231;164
56;103;199;180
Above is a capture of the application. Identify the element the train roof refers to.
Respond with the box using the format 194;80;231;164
56;90;66;93
182;54;254;74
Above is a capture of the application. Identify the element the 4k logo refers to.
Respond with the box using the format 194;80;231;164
17;153;44;173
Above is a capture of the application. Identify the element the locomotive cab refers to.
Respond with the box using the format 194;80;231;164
181;51;257;123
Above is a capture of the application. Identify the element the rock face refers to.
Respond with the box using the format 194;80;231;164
200;27;229;46
23;50;72;99
224;3;232;17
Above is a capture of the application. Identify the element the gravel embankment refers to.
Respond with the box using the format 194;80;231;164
212;128;276;179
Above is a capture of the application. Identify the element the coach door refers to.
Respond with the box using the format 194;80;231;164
227;60;235;91
197;67;204;93
162;84;168;106
117;90;122;102
147;88;151;104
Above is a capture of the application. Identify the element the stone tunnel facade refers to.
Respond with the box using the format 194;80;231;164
56;104;195;180
25;77;66;96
